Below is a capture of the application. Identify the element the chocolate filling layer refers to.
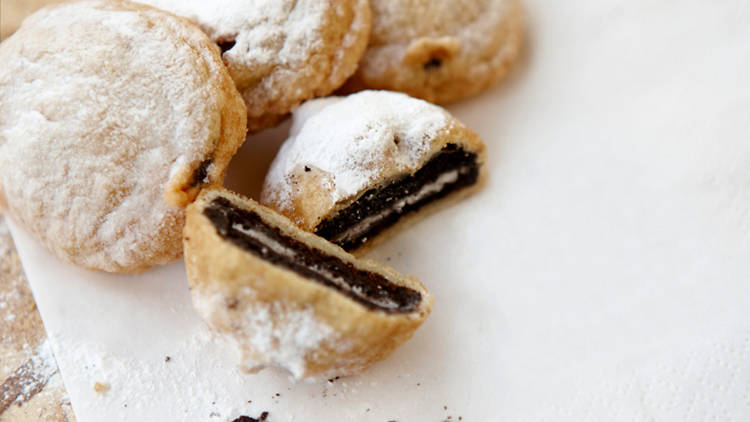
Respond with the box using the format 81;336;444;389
424;57;443;70
204;197;422;313
191;159;212;187
217;38;236;54
315;144;479;251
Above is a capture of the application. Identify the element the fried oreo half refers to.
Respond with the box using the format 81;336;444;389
184;188;432;380
261;91;487;254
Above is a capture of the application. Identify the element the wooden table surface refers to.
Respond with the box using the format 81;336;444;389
1;2;75;421
0;217;75;422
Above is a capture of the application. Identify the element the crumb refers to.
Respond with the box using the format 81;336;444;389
231;412;269;422
165;356;171;362
93;382;110;393
327;376;341;383
304;166;311;172
444;406;448;410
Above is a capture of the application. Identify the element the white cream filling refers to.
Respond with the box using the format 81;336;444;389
333;167;464;244
232;223;296;259
307;265;401;311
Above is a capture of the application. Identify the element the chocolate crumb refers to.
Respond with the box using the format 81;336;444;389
191;159;213;187
424;57;442;70
459;417;463;420
165;356;171;362
231;412;269;422
327;376;341;383
275;393;280;397
218;39;236;54
444;406;448;410
304;166;311;172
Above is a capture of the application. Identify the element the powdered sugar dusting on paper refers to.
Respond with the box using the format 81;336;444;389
52;326;259;421
262;91;451;210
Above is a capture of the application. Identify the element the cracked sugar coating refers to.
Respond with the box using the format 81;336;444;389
0;0;247;273
260;90;487;253
137;0;372;132
343;0;524;103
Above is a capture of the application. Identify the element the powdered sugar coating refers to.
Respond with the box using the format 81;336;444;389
192;285;360;380
137;0;372;131
0;0;246;273
262;91;452;213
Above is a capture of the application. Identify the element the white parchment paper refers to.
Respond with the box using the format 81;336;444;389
8;0;750;420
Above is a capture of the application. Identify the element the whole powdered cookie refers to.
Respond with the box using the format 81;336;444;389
261;91;487;254
137;0;371;132
343;0;524;104
0;0;247;273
